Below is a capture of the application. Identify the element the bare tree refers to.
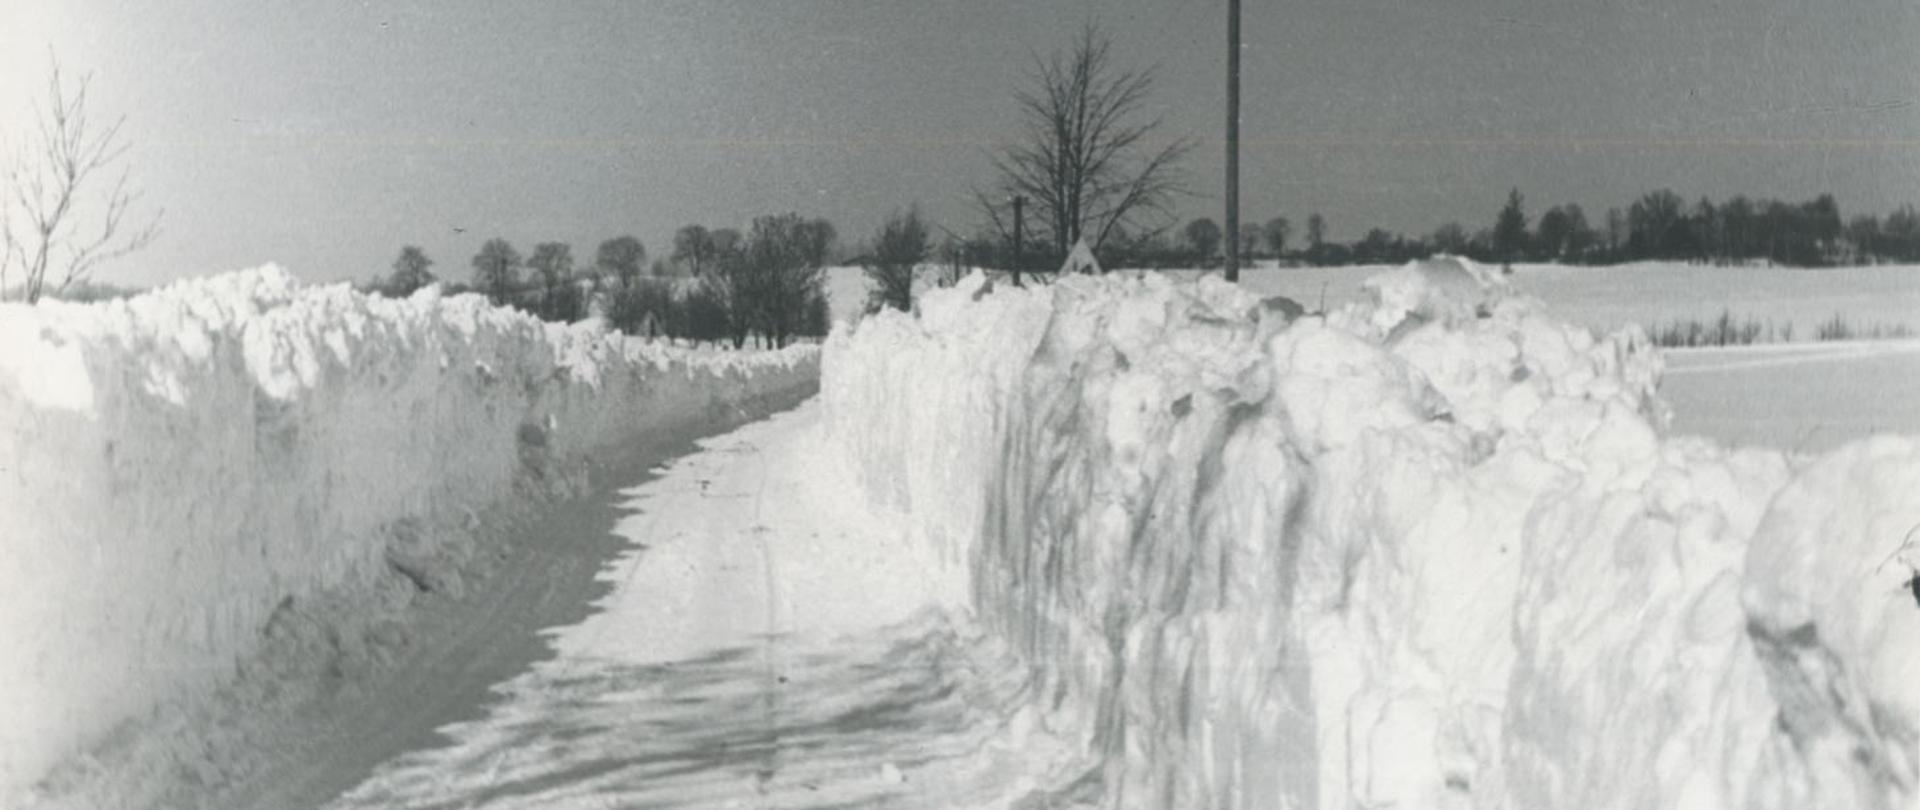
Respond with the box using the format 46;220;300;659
471;238;522;307
1493;188;1529;267
595;235;645;288
671;225;714;276
1237;224;1261;259
527;241;581;321
1430;222;1469;255
864;206;930;313
2;59;162;302
1183;217;1221;261
386;245;436;295
977;24;1191;268
795;218;837;268
1262;216;1291;256
528;241;574;289
706;214;827;348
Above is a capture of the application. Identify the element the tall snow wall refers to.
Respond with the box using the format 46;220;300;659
823;261;1918;809
0;267;818;796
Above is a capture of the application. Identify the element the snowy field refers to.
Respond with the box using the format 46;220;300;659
1663;340;1920;452
1227;260;1920;340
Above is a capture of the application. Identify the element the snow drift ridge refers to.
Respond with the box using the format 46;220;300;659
823;259;1918;809
0;266;818;797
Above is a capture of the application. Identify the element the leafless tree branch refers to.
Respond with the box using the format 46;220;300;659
983;23;1188;270
2;55;162;302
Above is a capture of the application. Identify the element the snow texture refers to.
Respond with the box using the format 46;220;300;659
823;258;1919;809
1226;260;1920;343
0;266;817;797
1662;340;1920;452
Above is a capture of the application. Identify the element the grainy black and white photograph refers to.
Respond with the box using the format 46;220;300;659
2;1;1918;808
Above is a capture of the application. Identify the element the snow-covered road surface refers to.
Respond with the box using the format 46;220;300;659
323;400;1086;809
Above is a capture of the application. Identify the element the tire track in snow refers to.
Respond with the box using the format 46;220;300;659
323;401;1086;809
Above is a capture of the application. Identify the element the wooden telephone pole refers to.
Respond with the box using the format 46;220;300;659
1011;194;1026;286
1224;0;1242;282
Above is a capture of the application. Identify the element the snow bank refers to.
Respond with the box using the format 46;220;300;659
0;266;816;796
823;259;1918;809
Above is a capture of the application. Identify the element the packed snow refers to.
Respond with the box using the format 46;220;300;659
821;263;965;328
5;256;1915;808
0;267;817;799
823;258;1919;808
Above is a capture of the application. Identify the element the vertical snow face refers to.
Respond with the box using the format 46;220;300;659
1737;438;1920;808
823;258;1919;809
0;267;818;797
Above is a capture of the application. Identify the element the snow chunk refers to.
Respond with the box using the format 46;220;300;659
0;316;95;412
1359;254;1508;335
1741;437;1920;805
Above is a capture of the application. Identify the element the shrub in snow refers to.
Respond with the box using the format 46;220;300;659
862;208;931;314
703;214;833;349
824;256;1916;809
607;278;677;338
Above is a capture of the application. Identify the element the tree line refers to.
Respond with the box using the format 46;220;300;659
25;35;1919;315
1448;188;1920;268
961;24;1920;274
979;188;1920;272
363;214;841;348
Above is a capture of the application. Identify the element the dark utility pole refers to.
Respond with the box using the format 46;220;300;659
1011;194;1026;286
1224;0;1242;282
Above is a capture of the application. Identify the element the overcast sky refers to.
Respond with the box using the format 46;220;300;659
4;0;1918;288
